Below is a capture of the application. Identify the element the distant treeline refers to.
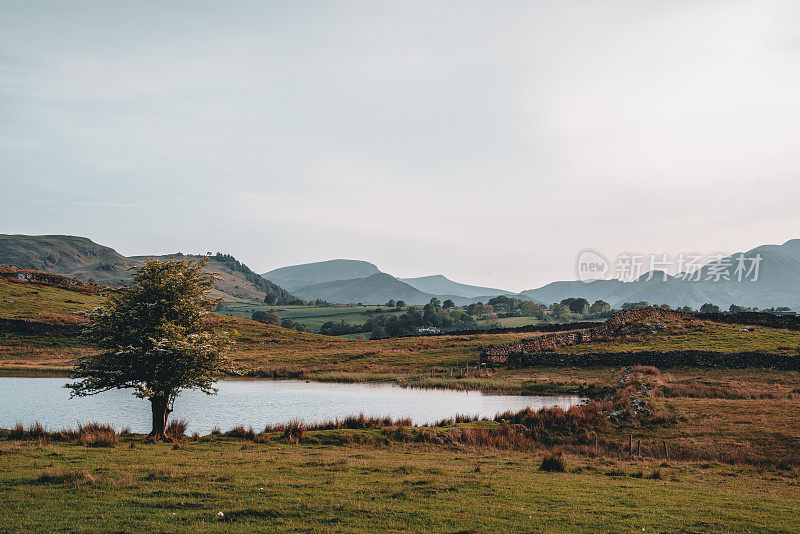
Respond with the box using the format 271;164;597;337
321;296;615;338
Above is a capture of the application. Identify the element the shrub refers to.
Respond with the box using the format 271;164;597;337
225;425;256;439
283;420;307;444
166;419;189;439
540;452;566;472
79;423;117;447
37;469;96;486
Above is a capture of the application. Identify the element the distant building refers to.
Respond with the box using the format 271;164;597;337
417;326;441;334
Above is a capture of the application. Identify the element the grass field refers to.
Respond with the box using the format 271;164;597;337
215;302;407;333
561;314;800;356
0;280;105;322
1;432;798;533
3;277;800;531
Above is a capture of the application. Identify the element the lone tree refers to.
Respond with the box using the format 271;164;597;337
67;256;233;441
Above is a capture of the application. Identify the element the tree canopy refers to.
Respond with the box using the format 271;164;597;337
66;256;234;440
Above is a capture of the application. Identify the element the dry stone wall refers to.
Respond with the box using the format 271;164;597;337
481;307;687;364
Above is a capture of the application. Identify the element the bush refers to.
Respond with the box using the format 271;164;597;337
79;423;117;447
283;420;307;444
166;419;188;439
540;452;566;472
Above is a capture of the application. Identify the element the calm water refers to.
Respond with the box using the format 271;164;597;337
0;377;582;434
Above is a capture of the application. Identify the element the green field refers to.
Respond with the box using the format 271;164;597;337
2;434;799;533
561;314;800;356
215;302;407;333
0;281;105;321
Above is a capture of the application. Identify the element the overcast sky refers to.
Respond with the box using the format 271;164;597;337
1;1;799;291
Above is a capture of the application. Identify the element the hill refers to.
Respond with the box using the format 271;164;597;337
521;238;800;310
1;235;300;304
290;272;435;305
264;261;514;305
400;274;513;298
131;253;302;305
0;234;134;286
262;259;381;291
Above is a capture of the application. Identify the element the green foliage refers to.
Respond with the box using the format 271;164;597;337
561;297;589;314
252;310;280;325
280;318;306;332
550;303;571;319
66;256;234;439
366;300;478;337
700;303;721;314
486;296;546;318
590;300;611;315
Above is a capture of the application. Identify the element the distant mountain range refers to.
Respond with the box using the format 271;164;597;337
262;260;526;306
520;239;800;310
2;234;798;310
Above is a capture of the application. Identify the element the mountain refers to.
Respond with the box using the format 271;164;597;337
262;259;381;291
520;279;623;305
0;234;135;286
400;274;513;298
132;253;302;305
290;273;434;305
520;239;800;310
0;234;300;304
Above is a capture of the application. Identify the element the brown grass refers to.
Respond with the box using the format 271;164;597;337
78;423;117;447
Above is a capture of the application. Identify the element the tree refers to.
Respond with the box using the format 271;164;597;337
551;303;571;319
252;310;280;325
386;299;396;307
589;300;611;315
700;303;720;314
442;299;455;309
395;300;406;308
66;257;233;441
429;297;441;308
561;297;590;315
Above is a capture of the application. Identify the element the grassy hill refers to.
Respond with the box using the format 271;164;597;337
262;259;381;290
0;234;134;286
400;274;513;298
0;235;300;305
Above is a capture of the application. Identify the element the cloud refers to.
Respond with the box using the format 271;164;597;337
1;1;799;290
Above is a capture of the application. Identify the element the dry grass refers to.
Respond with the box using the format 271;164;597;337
78;423;117;447
165;418;188;439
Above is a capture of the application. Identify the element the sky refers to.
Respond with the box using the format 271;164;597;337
1;1;799;291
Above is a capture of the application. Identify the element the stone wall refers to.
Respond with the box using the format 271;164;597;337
0;317;84;336
697;311;800;331
0;265;114;295
498;349;800;370
480;307;687;364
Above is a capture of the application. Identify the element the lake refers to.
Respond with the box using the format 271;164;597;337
0;377;583;434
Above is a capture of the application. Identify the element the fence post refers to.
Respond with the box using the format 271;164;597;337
663;440;669;461
636;439;640;458
629;434;633;459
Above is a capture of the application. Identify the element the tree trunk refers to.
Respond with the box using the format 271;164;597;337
149;396;172;441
